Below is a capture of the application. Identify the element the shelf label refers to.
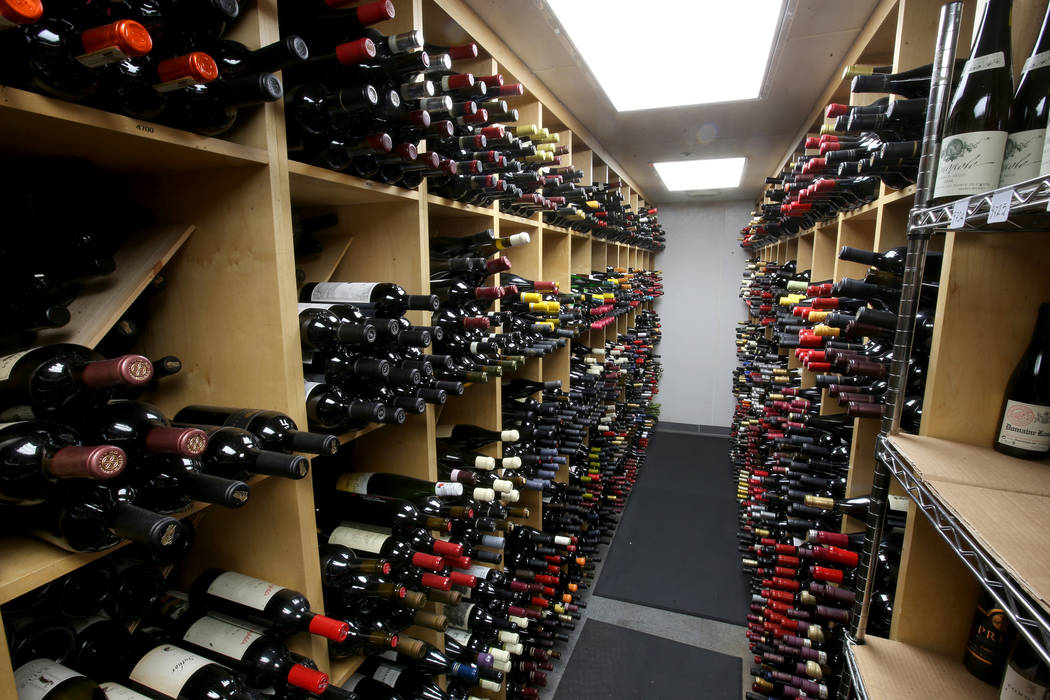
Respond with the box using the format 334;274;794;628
949;199;969;228
988;189;1012;223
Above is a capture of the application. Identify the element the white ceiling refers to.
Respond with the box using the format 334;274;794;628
459;0;883;204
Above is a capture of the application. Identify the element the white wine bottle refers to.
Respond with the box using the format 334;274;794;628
932;0;1013;202
1001;3;1050;186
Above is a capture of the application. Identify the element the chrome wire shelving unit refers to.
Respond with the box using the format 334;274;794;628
839;3;1050;699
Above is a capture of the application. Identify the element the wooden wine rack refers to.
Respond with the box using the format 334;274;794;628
754;0;1050;696
0;0;659;692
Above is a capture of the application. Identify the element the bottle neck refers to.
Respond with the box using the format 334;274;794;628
970;0;1012;59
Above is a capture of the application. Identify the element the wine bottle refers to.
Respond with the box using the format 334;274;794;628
1001;3;1050;186
156;613;330;694
188;569;350;642
994;302;1050;458
300;281;439;317
999;636;1050;699
316;489;452;533
13;659;105;699
0;345;154;420
323;523;446;573
85;400;208;459
172;405;339;455
0;421;126;505
352;657;449;700
189;426;309;480
332;471;465;500
964;591;1016;684
125;643;259;700
435;424;519;449
932;0;1013;202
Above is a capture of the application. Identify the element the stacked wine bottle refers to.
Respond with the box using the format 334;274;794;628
0;0;295;134
731;246;940;698
277;0;664;250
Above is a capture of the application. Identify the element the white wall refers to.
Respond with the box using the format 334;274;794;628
653;200;752;428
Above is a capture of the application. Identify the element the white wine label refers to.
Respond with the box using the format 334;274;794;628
76;46;129;68
0;348;32;381
129;645;211;698
327;523;391;553
999;663;1049;700
434;425;454;438
101;682;153;700
297;302;336;312
467;564;492;578
343;674;365;691
303;380;326;398
309;282;378;303
446;603;475;630
183;615;260;661
370;663;402;686
1000;129;1047;186
963;51;1006;75
997;400;1050;452
1023;50;1050;74
153;76;199;93
335;472;373;494
887;495;910;512
933;130;1008;199
15;659;84;700
1039;124;1050;177
435;481;462;497
446;627;472;644
206;571;284;611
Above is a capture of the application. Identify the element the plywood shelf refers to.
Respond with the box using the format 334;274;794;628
426;193;496;217
0;86;268;172
36;225;195;349
499;211;541;226
886;434;1050;615
851;637;997;700
295;235;354;285
338;422;387;445
288;161;422;207
330;655;366;686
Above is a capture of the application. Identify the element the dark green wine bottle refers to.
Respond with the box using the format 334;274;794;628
932;0;1013;202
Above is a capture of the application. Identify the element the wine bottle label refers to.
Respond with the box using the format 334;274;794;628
434;425;454;438
15;660;85;700
344;674;365;691
328;524;390;553
129;645;211;697
999;663;1049;700
1039;125;1050;177
153;76;199;93
206;571;285;611
100;682;152;699
0;348;32;381
1023;50;1050;74
183;615;261;661
447;628;476;647
1000;129;1046;187
370;663;403;686
336;471;374;494
308;282;378;303
888;495;910;513
933;130;1008;199
303;380;324;398
76;46;130;68
446;603;475;630
997;400;1050;452
962;51;1006;76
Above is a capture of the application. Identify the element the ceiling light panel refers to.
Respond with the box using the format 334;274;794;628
546;0;784;111
654;158;747;191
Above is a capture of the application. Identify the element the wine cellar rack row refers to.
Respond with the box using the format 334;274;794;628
753;0;1050;697
0;0;659;692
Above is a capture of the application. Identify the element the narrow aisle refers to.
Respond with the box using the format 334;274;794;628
542;430;751;699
